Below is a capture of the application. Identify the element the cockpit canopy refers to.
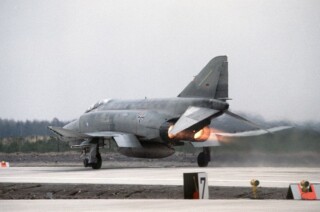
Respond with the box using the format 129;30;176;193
85;99;110;113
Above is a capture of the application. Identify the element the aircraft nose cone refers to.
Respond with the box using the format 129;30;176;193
63;119;79;130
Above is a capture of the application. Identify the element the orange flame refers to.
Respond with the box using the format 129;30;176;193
194;126;211;141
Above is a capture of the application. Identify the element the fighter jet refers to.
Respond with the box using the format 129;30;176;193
49;56;288;169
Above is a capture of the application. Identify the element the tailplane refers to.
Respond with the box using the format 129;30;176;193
178;56;228;100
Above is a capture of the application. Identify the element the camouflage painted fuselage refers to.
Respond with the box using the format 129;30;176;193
66;98;228;140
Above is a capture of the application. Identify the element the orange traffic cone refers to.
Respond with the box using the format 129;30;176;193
1;161;9;168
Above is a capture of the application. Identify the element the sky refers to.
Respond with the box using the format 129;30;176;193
0;0;320;123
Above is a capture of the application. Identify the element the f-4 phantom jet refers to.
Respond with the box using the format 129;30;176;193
49;56;289;169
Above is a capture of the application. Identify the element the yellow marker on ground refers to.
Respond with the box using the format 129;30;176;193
250;179;260;199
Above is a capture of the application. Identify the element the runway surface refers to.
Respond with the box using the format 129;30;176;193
1;199;320;212
1;167;319;211
1;167;319;187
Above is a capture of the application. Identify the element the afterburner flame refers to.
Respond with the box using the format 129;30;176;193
166;124;228;143
194;129;203;139
207;127;231;143
194;126;211;141
168;125;175;139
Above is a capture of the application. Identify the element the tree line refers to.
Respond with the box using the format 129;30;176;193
0;118;67;138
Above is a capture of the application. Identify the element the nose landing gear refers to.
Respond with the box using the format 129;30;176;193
91;153;102;169
82;143;102;169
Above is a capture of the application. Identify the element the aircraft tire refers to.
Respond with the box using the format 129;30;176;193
83;158;90;167
91;153;102;169
197;152;209;167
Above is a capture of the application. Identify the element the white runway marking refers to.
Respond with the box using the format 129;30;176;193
1;200;320;212
1;167;319;187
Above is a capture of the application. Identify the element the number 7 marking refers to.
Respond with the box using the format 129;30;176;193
200;177;206;199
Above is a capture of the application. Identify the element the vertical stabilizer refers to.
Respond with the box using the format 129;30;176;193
178;56;228;99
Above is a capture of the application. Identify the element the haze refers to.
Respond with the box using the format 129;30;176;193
1;0;319;123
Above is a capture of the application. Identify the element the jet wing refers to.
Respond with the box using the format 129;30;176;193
169;106;220;135
48;127;142;148
87;132;142;148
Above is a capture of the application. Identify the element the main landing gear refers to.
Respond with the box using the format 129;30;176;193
197;147;211;167
82;143;102;169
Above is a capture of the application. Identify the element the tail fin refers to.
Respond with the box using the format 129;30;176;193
178;56;228;100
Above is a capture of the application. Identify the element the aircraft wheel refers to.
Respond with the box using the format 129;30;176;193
91;153;102;169
197;152;209;167
83;158;90;167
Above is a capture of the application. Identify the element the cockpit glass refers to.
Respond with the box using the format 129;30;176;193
85;99;110;113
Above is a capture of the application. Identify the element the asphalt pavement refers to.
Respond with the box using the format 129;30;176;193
1;166;319;211
1;167;319;187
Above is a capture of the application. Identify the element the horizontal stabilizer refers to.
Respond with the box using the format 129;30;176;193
216;126;292;137
169;106;220;135
224;110;270;133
